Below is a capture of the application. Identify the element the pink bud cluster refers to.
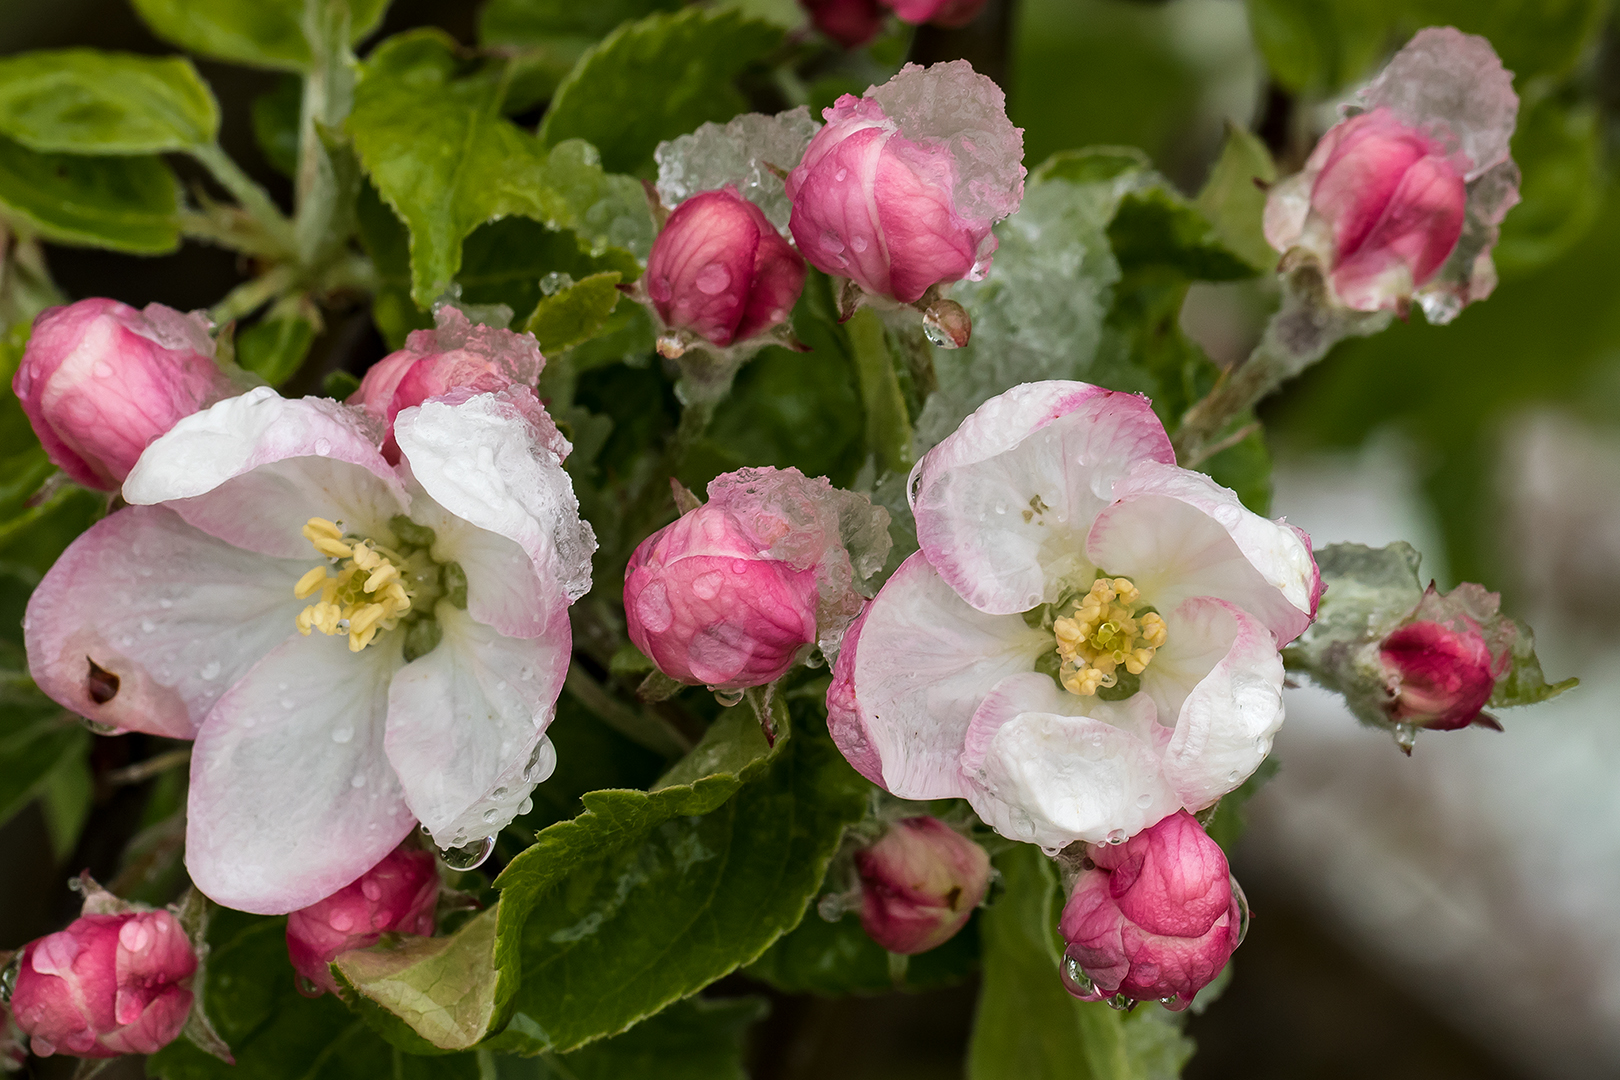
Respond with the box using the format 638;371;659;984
285;845;440;996
801;0;989;49
854;816;990;954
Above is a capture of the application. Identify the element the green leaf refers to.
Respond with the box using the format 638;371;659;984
348;31;653;307
480;0;687;45
336;907;501;1053
537;8;784;176
503;996;768;1080
1495;92;1604;275
524;271;624;353
147;908;485;1080
746;905;980;996
250;76;302;178
38;739;93;861
490;719;865;1053
845;305;915;476
130;0;392;72
1242;0;1394;96
237;315;316;387
1490;622;1579;708
1193;123;1278;273
0;136;181;254
967;846;1193;1080
0;50;219;153
1108;187;1257;283
0;684;87;837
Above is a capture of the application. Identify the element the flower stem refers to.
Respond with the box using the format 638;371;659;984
189;142;296;252
211;264;298;325
563;663;692;757
846;307;914;475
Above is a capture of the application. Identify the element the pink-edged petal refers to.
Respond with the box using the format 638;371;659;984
23;506;307;738
827;551;1050;799
385;601;570;848
393;390;595;608
122;388;407;558
910;382;1174;614
1087;462;1317;644
1146;597;1285;812
960;672;1178;850
185;632;413;914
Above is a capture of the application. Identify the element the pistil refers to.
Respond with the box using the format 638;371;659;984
1052;576;1167;696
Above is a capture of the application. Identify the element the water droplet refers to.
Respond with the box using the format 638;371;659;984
1253;735;1269;753
361;879;382;901
519;667;534;682
1106;828;1126;845
850;235;868;253
820;230;845;255
523;740;555;782
294;974;323;998
1225;770;1240;784
693;262;732;296
314;438;332;455
331;727;353;744
139;619;156;633
329;910;355;932
712;686;745;707
159;598;173;609
439;835;496;871
482;807;498;823
1136;793;1152;809
691;571;724;600
199;661;221;680
1061;954;1100;1000
351;774;367;788
492;786;508;799
118;921;151;953
994;504;1006;515
834;167;848;182
517;797;533;815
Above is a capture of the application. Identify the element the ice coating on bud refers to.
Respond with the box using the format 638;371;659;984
10;910;196;1058
11;298;241;490
349;306;546;463
1060;810;1243;1011
855;816;990;954
644;187;807;349
1264;27;1519;323
285;845;439;996
656;108;820;233
1380;584;1512;731
624;467;891;690
785;61;1025;304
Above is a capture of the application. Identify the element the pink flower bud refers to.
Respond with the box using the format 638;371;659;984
624;467;889;691
12;298;239;490
1263;27;1519;322
855;816;990;954
886;0;988;27
1380;618;1505;731
802;0;886;49
350;306;544;463
645;187;806;349
1060;810;1243;1011
785;61;1024;305
10;910;196;1059
285;845;439;996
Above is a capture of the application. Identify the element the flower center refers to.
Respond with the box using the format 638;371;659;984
1052;576;1167;696
294;517;439;652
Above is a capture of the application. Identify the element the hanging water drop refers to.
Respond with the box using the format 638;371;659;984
1060;954;1097;1000
712;686;745;707
81;718;120;735
517;797;533;816
1105;828;1126;845
439;835;496;871
294;974;323;998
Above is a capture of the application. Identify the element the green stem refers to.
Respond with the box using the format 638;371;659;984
189;143;295;250
563;663;692;757
846;306;914;475
889;318;939;401
210;264;297;325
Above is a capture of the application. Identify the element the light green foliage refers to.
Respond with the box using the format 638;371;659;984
0;50;219;153
968;846;1194;1080
130;0;393;72
0;138;181;254
537;8;785;176
237;316;316;387
336;907;501;1052
1193;124;1278;273
524;271;625;354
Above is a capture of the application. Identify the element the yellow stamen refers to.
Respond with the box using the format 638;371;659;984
1053;576;1166;696
294;566;330;599
294;518;414;651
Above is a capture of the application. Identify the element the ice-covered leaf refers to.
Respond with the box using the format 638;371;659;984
524;271;624;353
131;0;392;72
655;107;819;231
538;8;785;176
0;137;181;254
0;50;218;153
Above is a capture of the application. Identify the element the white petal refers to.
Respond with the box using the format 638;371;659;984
394;392;596;606
961;672;1178;849
123;388;407;558
1086;462;1318;644
910;382;1174;614
385;601;570;847
185;632;413;914
23;506;307;738
1151;597;1285;812
830;552;1050;800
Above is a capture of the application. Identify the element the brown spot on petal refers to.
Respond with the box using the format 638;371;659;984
87;658;120;705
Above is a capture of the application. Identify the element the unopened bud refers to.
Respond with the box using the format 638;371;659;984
855;816;990;954
1380;618;1503;731
285;845;439;996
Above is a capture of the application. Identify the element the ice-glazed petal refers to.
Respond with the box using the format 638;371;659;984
1148;598;1285;812
122;387;407;558
385;601;570;848
826;551;1050;799
960;672;1178;850
911;382;1174;614
24;506;308;739
1088;462;1317;644
185;633;413;914
1360;26;1518;179
394;390;595;606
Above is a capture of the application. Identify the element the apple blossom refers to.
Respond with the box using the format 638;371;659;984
1263;27;1520;322
625;467;890;691
785;61;1025;308
349;306;544;464
286;845;439;995
12;298;246;490
1380;617;1506;732
9;910;196;1058
1060;810;1244;1010
643;186;806;355
855;816;990;954
827;380;1319;851
23;385;592;913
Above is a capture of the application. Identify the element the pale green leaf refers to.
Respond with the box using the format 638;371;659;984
130;0;392;72
1193;122;1278;272
237;315;316;387
336;907;500;1053
524;271;624;354
0;50;219;153
0;136;181;254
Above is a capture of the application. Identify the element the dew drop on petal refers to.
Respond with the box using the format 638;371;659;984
1136;793;1152;808
439;836;496;871
712;686;745;707
351;774;367;788
834;168;848;182
314;439;332;455
850;235;868;253
691;571;724;600
518;797;533;815
693;263;732;296
1105;828;1126;845
331;727;353;744
361;879;382;901
199;661;221;681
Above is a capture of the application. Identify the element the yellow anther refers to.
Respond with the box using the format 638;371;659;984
302;518;343;542
312;536;353;559
1054;575;1167;696
294;566;330;600
364;563;400;592
295;518;415;651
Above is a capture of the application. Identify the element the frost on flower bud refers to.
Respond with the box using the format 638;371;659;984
350;305;544;462
1060;811;1244;1011
12;298;242;490
285;844;439;996
1263;27;1519;323
624;467;890;691
785;61;1025;308
10;909;196;1058
854;816;990;954
644;186;806;353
